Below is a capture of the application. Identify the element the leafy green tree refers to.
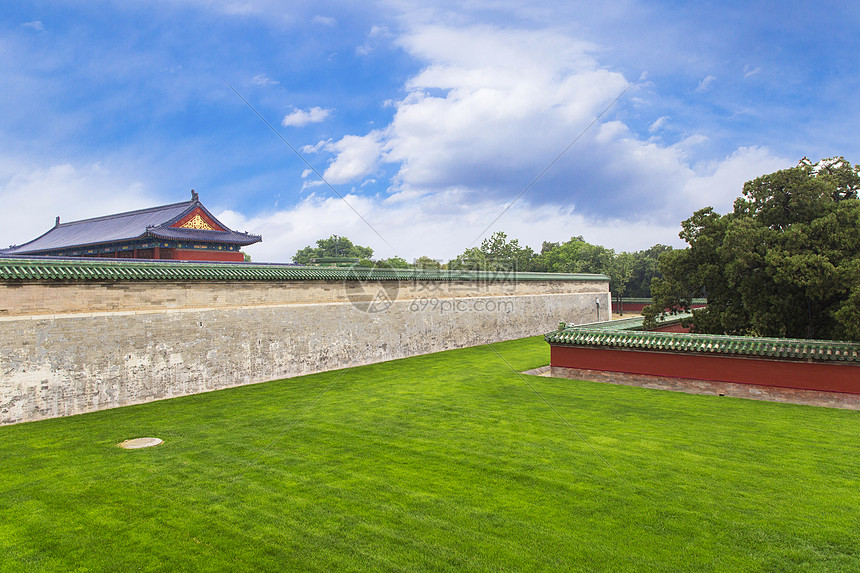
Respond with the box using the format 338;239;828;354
536;237;639;309
609;251;634;314
573;242;614;274
447;246;484;270
645;157;860;340
448;231;536;271
535;236;614;274
627;244;673;298
537;237;585;273
292;235;374;264
414;256;442;270
527;241;559;272
375;256;411;269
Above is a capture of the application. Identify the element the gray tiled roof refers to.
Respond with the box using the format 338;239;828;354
3;199;261;253
145;226;259;245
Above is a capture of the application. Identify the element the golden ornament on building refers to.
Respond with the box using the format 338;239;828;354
180;214;215;230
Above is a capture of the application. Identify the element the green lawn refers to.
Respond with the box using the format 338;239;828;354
1;336;858;572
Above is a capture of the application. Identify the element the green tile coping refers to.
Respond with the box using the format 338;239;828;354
546;316;860;364
613;297;707;305
0;257;609;283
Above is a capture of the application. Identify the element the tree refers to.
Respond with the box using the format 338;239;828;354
608;251;634;314
375;256;411;269
645;157;860;341
534;236;593;273
448;231;536;271
414;256;442;270
627;244;673;298
292;235;374;264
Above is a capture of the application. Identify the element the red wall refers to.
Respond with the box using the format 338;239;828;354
616;301;650;312
172;249;244;262
650;322;692;333
612;301;707;313
550;345;860;394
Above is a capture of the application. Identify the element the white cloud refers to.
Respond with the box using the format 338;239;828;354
696;75;717;92
252;74;279;86
0;161;155;249
281;106;332;127
285;23;793;254
0;15;799;266
377;26;630;193
314;25;795;226
683;146;789;214
743;65;761;79
218;190;685;264
313;15;336;26
226;143;784;263
649;115;669;133
321;131;384;185
21;20;45;31
301;139;330;154
357;25;391;55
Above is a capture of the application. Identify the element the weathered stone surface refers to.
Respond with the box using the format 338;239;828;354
0;279;603;317
1;280;609;424
118;437;163;449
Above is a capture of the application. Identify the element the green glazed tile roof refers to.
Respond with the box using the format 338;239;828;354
574;316;650;331
546;317;860;364
0;256;609;283
563;313;693;332
614;297;707;305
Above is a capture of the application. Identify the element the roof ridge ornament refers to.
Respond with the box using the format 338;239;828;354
191;189;199;202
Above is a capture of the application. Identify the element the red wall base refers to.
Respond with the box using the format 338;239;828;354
550;346;860;395
549;365;860;409
650;322;692;333
171;250;244;262
612;301;707;313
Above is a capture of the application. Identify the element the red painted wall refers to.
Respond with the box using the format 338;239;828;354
612;301;707;313
550;345;860;394
617;301;650;312
650;322;692;333
172;249;244;262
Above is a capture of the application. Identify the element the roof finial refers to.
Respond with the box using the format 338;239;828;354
191;189;199;202
55;216;60;227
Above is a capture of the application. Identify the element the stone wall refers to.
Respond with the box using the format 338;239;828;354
1;276;609;425
0;278;604;317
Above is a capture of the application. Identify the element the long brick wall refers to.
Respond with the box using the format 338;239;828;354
0;259;610;425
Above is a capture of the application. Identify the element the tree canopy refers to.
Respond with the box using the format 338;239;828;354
293;232;670;302
627;244;672;298
447;232;536;272
645;157;860;341
413;256;442;270
292;235;374;264
446;232;666;307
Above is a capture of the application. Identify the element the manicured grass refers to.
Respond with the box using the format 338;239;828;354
1;336;859;571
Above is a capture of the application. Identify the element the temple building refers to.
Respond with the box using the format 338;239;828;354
2;191;261;262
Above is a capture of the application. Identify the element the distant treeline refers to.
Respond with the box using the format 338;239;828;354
292;232;670;299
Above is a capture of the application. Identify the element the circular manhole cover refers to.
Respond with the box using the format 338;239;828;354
118;437;163;449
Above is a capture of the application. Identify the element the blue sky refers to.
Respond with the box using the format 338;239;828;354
2;0;858;262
